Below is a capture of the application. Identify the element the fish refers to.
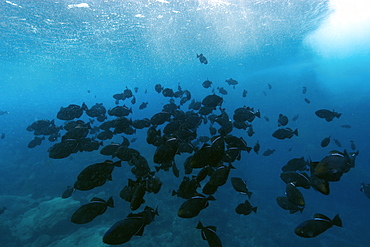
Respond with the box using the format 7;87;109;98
295;214;342;238
197;53;208;64
131;96;136;104
282;157;309;172
315;109;342;122
178;195;215;218
172;176;200;199
253;141;260;154
262;149;275;156
242;89;247;97
231;177;252;198
334;139;342;147
162;88;175;97
196;221;222;247
302;86;307;94
321;136;331;147
57;103;87;120
217;87;228;95
202;94;223;108
350;140;356;150
264;116;270;122
202;79;213;88
226;78;238;88
154;84;163;93
292;114;299;121
304;98;310;104
235;199;257;215
285;182;305;207
108;105;132;117
74;160;121;191
360;183;370;199
103;206;158;245
278;114;288;126
27;136;45;148
268;83;272;89
71;197;114;224
61;186;75;199
280;172;311;189
272;128;298;140
276;196;304;214
0;133;5;139
340;124;351;128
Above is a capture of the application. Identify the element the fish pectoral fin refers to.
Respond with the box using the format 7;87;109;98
201;231;207;240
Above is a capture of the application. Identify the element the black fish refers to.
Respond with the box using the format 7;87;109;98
268;83;272;89
242;89;247;97
226;78;238;88
57;103;87;120
315;109;341;122
253;141;260;154
295;214;342;238
196;221;222;247
178;195;215;218
280;172;311;189
71;197;114;224
350;140;356;150
334;139;342;147
131;96;136;104
233;106;260;123
61;186;75;199
360;183;370;199
282;157;309;172
278;114;288;126
103;206;158;245
231;177;252;198
202;79;213;88
286;182;305;207
262;149;275;156
27;136;45;148
154;84;163;93
272;128;298;140
197;53;208;64
74;160;121;191
302;86;307;94
235;200;257;215
304;98;311;104
321;136;331;147
162;88;175;97
202;94;223;108
217;87;228;95
276;196;304;214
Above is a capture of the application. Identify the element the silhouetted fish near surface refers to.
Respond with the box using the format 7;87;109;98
139;102;148;110
277;114;288;126
226;78;238;88
178;195;215;218
320;136;331;147
276;196;304;214
295;214;342;238
27;136;45;148
282;157;309;172
235;199;257;215
350;140;356;150
333;139;342;147
197;53;208;64
217;87;228;95
302;86;307;94
315;109;341;122
262;149;275;156
360;183;370;199
231;177;252;198
202;79;213;88
196;221;222;247
103;206;158;245
272;128;298;140
253;141;260;154
61;186;75;199
71;197;114;224
242;89;247;97
154;84;163;93
304;98;310;104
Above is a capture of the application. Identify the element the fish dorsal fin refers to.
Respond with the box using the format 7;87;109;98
314;213;331;222
90;197;104;203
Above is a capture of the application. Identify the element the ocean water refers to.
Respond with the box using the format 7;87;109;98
1;0;370;246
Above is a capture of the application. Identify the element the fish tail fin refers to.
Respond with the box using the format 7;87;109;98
253;207;258;213
247;192;253;199
196;221;203;229
155;166;161;172
171;190;177;196
255;110;261;118
207;195;216;201
293;129;299;136
336;113;342;118
332;214;342;227
106;196;114;208
113;160;122;167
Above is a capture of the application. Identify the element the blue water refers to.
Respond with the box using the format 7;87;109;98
1;0;370;246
